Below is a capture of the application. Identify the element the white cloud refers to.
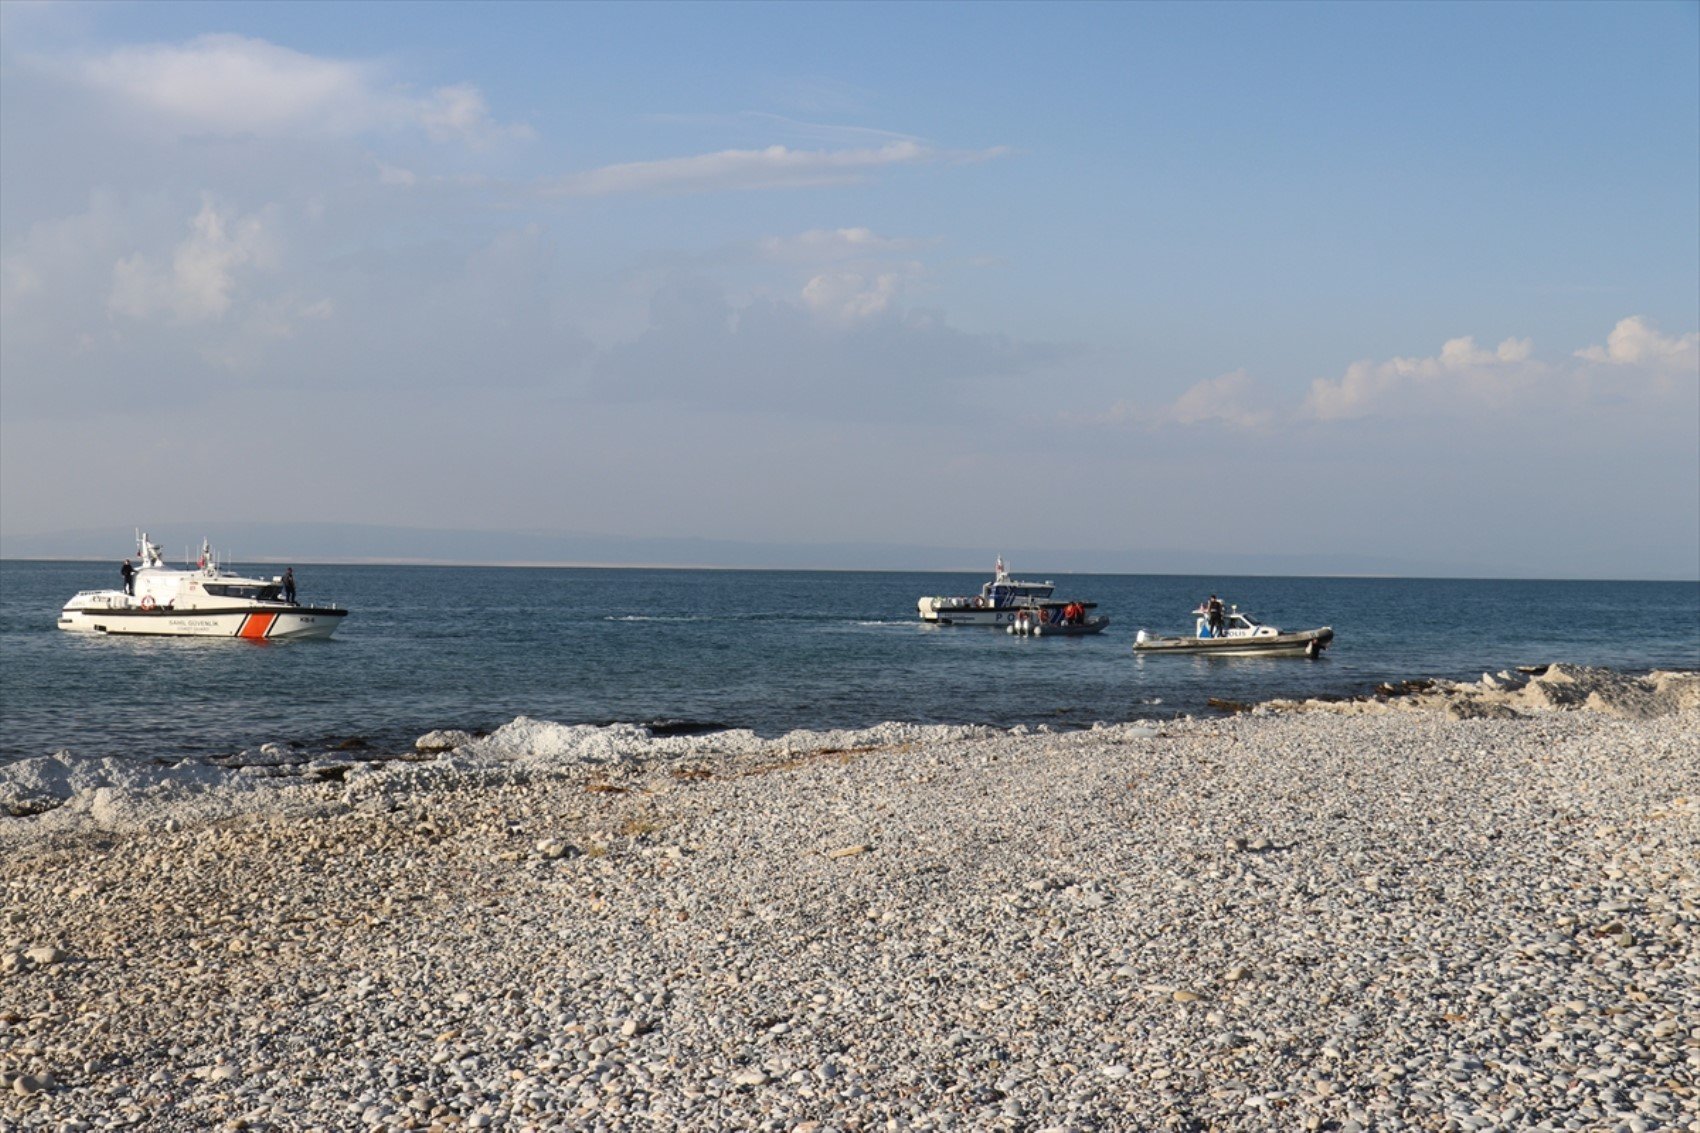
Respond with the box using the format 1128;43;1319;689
67;34;528;145
377;162;419;187
241;293;335;342
1073;316;1696;436
0;194;126;322
758;227;917;263
1302;334;1542;421
754;228;928;320
801;271;903;321
78;34;372;135
1167;369;1272;430
109;196;277;322
542;141;1002;198
1075;369;1272;432
1;257;43;301
417;82;532;147
1300;318;1697;422
590;272;1063;420
1575;315;1699;371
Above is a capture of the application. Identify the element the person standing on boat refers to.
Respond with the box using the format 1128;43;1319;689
1206;595;1225;637
120;558;135;595
282;567;296;604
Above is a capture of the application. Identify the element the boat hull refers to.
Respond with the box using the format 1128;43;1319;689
58;605;347;640
1009;616;1111;637
921;605;1034;628
921;597;1100;629
1133;627;1333;657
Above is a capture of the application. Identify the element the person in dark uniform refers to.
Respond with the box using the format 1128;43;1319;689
120;558;135;595
281;567;296;604
1206;594;1225;637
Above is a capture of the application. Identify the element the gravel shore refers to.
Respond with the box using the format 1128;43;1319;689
4;667;1697;1132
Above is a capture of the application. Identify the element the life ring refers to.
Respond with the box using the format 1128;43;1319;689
971;596;985;608
140;595;156;611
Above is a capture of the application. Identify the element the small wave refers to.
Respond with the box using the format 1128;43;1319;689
603;615;707;622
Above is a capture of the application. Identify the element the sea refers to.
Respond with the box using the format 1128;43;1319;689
1;559;1696;765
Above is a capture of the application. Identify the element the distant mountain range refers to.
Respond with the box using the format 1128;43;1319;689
0;521;1503;578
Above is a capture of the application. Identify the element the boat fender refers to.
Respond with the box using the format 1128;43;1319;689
140;595;156;611
1033;624;1043;636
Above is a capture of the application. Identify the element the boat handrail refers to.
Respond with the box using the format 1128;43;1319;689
68;588;125;604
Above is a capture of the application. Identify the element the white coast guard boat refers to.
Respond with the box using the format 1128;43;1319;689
58;534;347;640
918;557;1100;629
1133;604;1332;657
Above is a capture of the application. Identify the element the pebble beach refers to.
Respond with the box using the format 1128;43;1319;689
3;665;1698;1132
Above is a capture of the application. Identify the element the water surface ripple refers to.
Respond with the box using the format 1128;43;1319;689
2;561;1695;762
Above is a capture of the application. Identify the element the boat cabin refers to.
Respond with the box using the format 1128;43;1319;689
1197;605;1275;639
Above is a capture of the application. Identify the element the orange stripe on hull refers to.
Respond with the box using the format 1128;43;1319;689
239;613;277;640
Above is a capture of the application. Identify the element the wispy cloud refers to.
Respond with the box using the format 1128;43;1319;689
109;195;278;322
588;271;1063;420
757;226;924;263
66;34;531;145
541;141;1006;198
644;110;922;149
1072;369;1274;432
800;271;905;321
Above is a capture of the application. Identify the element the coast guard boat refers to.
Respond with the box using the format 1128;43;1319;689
1133;603;1332;657
918;557;1102;629
57;533;348;640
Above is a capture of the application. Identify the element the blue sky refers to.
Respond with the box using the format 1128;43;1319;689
2;1;1696;576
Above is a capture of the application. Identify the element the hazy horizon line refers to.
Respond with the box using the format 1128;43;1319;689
4;553;1693;585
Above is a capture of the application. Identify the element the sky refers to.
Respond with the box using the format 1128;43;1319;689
2;0;1697;578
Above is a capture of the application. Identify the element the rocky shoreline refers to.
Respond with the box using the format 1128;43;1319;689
3;667;1698;1131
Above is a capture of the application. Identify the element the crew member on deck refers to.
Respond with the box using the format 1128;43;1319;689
282;567;296;604
1206;595;1225;637
121;558;135;595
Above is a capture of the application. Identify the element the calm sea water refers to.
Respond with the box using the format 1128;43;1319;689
1;559;1695;764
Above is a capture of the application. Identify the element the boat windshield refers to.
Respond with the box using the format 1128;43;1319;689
984;582;1052;603
204;583;283;601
